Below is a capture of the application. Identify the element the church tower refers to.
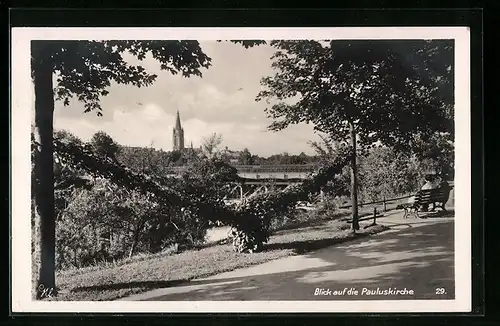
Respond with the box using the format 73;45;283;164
172;110;185;151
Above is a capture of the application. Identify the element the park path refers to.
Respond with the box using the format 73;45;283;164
120;211;454;301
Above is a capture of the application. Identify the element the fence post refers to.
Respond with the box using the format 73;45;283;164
373;207;377;225
383;196;387;212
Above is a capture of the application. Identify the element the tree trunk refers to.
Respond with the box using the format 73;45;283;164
32;43;56;299
128;235;139;259
350;122;360;231
128;221;144;258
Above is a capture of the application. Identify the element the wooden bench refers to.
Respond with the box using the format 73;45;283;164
401;186;453;219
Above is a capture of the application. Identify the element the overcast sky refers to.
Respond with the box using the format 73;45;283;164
51;41;320;157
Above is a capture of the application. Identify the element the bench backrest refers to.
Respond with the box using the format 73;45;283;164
414;186;452;205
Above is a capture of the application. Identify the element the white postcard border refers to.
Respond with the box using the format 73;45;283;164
11;27;471;313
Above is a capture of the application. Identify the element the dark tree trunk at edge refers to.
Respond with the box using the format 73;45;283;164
350;122;360;231
32;42;56;298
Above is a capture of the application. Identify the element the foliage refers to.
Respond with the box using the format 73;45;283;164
51;130;355;259
411;131;454;180
308;135;451;204
31;39;267;114
255;40;454;231
356;147;422;202
201;132;224;159
230;147;351;252
32;130;91;227
35;41;212;115
33;38;456;287
176;157;240;228
31;39;215;295
54;129;84;146
52;140;241;268
308;134;351;197
50;133;354;255
90;131;120;159
308;134;342;164
238;148;254;165
116;146;180;175
56;177;209;269
256;40;453;148
217;40;268;48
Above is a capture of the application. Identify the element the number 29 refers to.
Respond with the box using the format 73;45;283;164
435;288;446;295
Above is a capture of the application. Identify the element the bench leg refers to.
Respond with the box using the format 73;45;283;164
435;202;446;212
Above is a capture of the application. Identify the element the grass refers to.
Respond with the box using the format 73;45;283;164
56;207;379;279
52;216;389;301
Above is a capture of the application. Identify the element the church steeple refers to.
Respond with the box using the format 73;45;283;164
175;110;182;130
172;110;185;151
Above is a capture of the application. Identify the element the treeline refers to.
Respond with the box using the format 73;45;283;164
310;133;454;204
236;148;318;166
115;146;320;171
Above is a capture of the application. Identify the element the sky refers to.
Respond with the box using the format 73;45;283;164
50;41;320;157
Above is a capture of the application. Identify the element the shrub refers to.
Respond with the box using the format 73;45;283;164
55;178;210;269
229;150;351;252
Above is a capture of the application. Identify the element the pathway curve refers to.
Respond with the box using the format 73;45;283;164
120;212;454;301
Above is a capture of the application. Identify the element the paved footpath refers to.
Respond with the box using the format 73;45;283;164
120;211;455;301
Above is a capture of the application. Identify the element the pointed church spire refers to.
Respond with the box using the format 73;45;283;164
173;110;185;151
175;110;182;130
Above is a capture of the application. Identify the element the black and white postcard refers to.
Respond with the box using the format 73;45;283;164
11;27;471;313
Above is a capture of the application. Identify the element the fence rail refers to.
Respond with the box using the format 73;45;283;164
340;181;454;210
339;194;414;210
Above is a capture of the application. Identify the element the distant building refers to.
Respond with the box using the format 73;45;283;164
172;110;185;151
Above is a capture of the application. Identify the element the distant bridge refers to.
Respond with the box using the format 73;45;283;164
164;164;322;206
164;164;317;184
233;164;316;185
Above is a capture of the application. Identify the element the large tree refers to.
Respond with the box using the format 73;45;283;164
90;131;120;159
31;40;263;298
257;40;453;231
238;148;254;165
200;132;224;160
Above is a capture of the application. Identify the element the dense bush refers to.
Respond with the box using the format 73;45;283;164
312;144;451;205
309;133;454;204
55;176;219;269
315;195;345;215
356;147;420;202
57;179;151;268
229;149;351;252
355;145;453;203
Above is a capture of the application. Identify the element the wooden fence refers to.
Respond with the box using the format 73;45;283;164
341;194;414;224
341;180;454;224
339;194;414;211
